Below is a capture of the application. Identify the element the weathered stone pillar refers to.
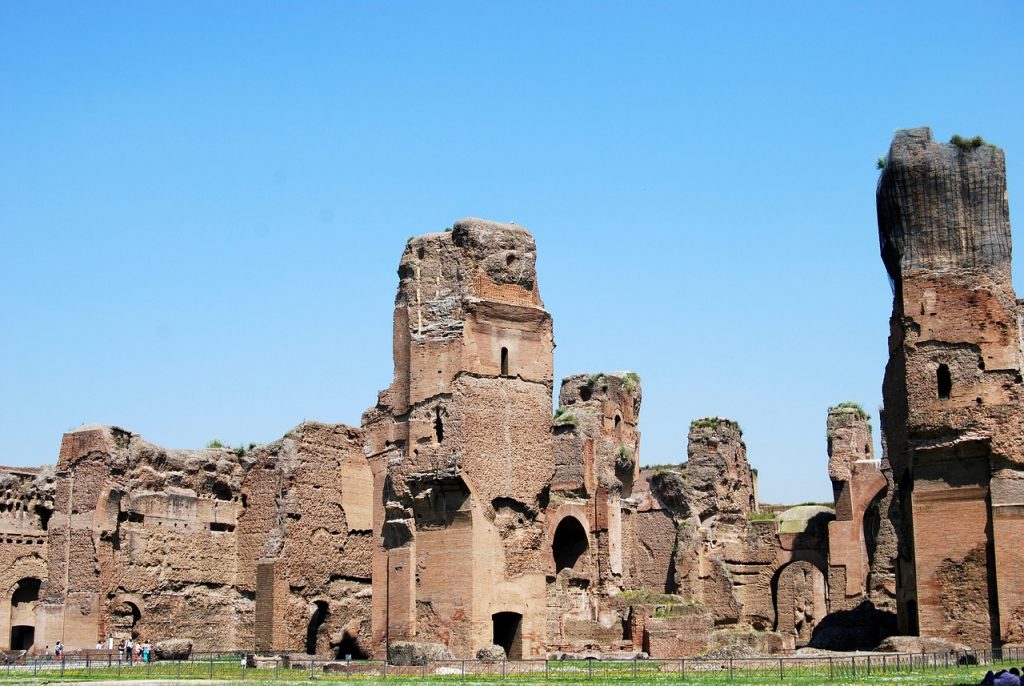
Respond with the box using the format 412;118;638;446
825;404;886;611
877;127;1024;647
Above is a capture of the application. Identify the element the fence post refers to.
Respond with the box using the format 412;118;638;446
60;656;64;677
779;657;783;681
209;654;214;679
462;660;465;681
588;659;592;681
728;657;733;682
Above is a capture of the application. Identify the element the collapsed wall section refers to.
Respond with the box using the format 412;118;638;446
33;421;372;654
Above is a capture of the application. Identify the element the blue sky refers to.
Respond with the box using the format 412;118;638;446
1;2;1022;503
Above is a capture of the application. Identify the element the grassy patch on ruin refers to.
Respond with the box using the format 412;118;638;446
552;407;579;427
828;401;870;421
746;510;776;521
950;134;993;152
617;371;641;392
689;417;742;435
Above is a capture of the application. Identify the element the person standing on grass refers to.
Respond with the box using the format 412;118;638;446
125;637;133;663
54;642;63;660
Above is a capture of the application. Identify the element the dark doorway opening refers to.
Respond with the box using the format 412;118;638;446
306;601;329;655
9;578;40;651
10;578;40;607
334;631;368;660
500;348;509;377
905;599;919;636
9;626;34;651
864;495;883;566
937;364;952;399
492;612;523;660
552;516;588;573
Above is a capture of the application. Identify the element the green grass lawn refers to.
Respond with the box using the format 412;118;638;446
0;658;1000;685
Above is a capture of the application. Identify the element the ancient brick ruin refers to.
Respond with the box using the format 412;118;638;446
0;127;1019;658
878;127;1024;649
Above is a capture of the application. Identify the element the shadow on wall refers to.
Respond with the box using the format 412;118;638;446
809;601;898;650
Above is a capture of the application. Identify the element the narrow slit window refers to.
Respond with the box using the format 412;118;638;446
937;364;952;399
434;406;444;443
500;347;509;377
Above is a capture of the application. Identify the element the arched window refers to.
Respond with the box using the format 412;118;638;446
500;348;509;377
937;364;952;399
552;516;588;573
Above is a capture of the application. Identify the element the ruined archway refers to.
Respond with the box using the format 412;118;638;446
8;578;40;651
110;600;141;640
552;516;588;573
306;600;329;655
492;611;522;660
772;561;827;645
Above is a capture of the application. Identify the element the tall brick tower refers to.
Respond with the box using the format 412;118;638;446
877;127;1024;647
362;218;556;659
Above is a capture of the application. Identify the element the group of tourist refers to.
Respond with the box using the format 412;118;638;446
983;668;1024;685
117;637;153;663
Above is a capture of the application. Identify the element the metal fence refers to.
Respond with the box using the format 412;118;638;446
0;647;1019;682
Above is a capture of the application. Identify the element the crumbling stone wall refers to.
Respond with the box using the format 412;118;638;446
242;422;373;657
31;421;371;655
825;405;887;611
544;373;642;654
0;467;53;651
629;419;823;652
878;127;1024;648
363;219;555;660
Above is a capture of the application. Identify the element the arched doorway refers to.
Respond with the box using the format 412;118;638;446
492;612;522;660
772;561;827;645
9;578;40;651
552;516;588;573
110;601;141;640
306;601;329;655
